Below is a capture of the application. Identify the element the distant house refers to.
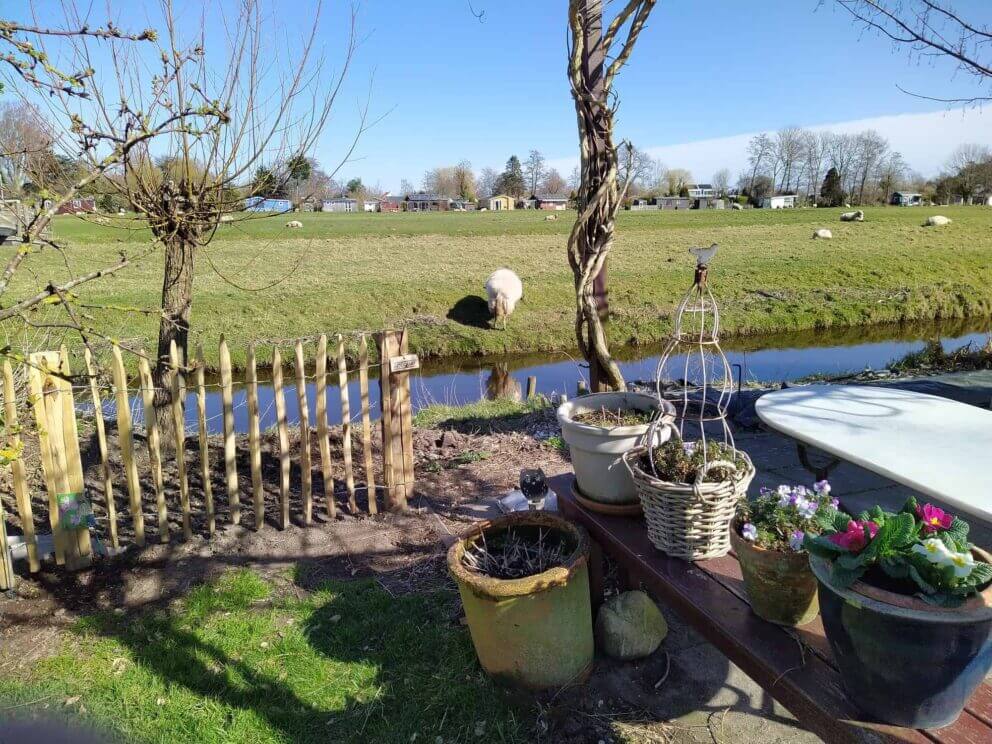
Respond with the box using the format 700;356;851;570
245;196;292;213
655;196;691;210
891;191;923;206
533;194;569;211
450;199;476;211
691;197;725;210
322;197;358;213
518;196;537;209
55;197;97;214
379;198;402;212
405;193;452;211
759;194;797;209
478;194;514;211
362;200;379;212
687;184;716;199
629;197;655;211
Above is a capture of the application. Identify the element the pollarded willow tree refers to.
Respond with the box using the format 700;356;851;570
566;0;657;392
38;0;367;434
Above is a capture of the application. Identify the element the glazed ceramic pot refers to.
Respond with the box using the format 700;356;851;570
730;521;819;626
811;550;992;728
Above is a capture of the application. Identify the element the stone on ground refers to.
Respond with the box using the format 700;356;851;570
595;590;668;660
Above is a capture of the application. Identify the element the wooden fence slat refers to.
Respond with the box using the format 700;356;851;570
84;349;119;550
111;346;145;546
397;330;415;507
219;338;240;525
526;376;537;399
358;334;376;515
169;341;191;540
138;355;168;543
337;335;357;512
246;344;264;530
28;353;66;565
315;334;334;519
272;347;291;528
0;499;11;590
57;348;92;564
195;344;215;535
377;333;397;509
294;341;313;525
3;361;38;571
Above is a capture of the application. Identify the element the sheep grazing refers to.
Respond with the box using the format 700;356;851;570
544;214;558;221
839;210;864;222
485;268;523;330
812;228;832;239
731;203;744;210
286;220;303;229
219;214;235;223
925;215;952;227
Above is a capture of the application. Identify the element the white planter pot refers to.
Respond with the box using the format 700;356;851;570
557;392;675;504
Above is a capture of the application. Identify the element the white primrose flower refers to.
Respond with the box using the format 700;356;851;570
912;538;952;564
946;550;976;578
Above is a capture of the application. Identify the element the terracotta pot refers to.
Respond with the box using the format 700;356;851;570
811;548;992;728
730;521;819;626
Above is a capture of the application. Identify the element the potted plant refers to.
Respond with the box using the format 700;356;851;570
557;391;675;510
730;480;837;626
447;511;594;689
623;435;755;560
805;497;992;728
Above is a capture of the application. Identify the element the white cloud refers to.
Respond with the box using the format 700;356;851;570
546;108;992;182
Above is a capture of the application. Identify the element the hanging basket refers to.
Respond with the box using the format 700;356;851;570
623;424;755;560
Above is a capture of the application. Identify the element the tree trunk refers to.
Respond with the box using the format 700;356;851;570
152;234;196;444
568;0;625;392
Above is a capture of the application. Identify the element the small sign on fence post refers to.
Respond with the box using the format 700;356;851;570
376;330;416;511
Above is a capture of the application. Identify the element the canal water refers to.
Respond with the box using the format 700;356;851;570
122;317;990;434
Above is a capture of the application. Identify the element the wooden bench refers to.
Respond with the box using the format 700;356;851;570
552;473;992;744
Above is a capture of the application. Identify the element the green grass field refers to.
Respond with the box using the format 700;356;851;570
10;205;992;369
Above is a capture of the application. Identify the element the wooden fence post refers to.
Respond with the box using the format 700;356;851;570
84;349;119;550
138;355;168;543
294;340;313;525
272;346;291;529
526;376;537;399
358;334;376;515
194;344;215;535
337;335;357;512
315;334;335;519
376;330;414;511
3;361;38;571
219;337;239;525
246;344;264;530
169;341;191;540
111;346;144;546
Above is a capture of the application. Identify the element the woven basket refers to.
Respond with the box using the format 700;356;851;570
623;428;755;560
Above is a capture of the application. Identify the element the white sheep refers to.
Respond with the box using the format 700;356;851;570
731;203;744;210
812;228;832;239
839;210;864;222
485;268;523;330
219;214;235;223
925;215;952;226
544;213;558;221
286;219;303;229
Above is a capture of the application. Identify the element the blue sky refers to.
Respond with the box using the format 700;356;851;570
19;1;992;190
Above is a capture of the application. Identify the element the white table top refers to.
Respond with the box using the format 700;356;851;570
755;384;992;521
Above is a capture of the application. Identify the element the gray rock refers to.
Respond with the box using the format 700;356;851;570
595;590;668;660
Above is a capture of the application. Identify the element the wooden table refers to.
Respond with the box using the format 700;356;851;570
553;473;992;744
755;385;992;522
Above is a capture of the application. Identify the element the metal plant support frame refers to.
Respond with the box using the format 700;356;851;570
652;245;736;466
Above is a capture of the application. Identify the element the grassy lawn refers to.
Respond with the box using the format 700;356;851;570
8;205;992;369
0;570;531;743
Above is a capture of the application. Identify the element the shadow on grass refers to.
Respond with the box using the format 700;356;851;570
446;295;491;329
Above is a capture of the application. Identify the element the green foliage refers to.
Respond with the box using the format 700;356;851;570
735;482;836;552
641;439;746;484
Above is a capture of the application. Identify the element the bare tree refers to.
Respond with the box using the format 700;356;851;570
833;0;992;104
541;167;568;195
664;167;692;196
477;167;499;198
774;127;804;193
33;0;363;436
567;0;657;391
453;160;477;199
946;143;992;200
877;150;906;202
0;101;55;196
801;129;830;202
399;178;416;197
852;129;889;204
711;168;731;197
746;133;773;196
618;144;655;193
523;149;547;195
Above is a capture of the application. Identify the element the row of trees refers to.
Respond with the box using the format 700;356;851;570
399;152;569;200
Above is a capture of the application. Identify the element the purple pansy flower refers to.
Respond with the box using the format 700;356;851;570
789;530;805;552
741;522;757;541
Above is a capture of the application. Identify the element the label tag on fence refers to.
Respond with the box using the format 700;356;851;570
389;353;420;374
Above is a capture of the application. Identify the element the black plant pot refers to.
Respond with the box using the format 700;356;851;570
811;553;992;729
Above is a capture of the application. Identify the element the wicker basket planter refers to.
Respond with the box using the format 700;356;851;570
623;442;755;561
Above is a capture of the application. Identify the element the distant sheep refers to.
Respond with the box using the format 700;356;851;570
286;220;303;229
219;214;234;223
925;215;952;226
731;203;744;210
544;214;558;221
812;228;832;239
485;268;523;330
839;210;864;222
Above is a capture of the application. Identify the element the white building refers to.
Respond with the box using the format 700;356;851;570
759;194;797;209
687;183;716;199
322;198;358;213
